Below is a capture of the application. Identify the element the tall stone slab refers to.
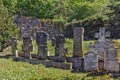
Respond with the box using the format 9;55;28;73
10;37;18;57
67;27;84;71
104;42;119;72
73;27;84;57
36;31;49;60
22;36;33;59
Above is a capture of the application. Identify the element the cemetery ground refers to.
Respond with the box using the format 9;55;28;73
0;39;119;80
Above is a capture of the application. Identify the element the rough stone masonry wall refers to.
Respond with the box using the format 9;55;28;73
65;18;120;40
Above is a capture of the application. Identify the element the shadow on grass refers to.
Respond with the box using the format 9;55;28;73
0;54;12;59
0;55;120;79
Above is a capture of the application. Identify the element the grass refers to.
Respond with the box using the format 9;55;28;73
0;58;118;80
0;39;119;80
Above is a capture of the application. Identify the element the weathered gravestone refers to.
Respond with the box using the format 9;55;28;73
73;27;84;57
94;28;110;61
48;34;67;62
10;37;18;57
94;28;112;71
104;42;119;73
22;36;33;59
67;27;84;71
84;43;98;71
36;31;49;60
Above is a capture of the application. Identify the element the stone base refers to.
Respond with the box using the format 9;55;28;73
104;61;119;73
48;56;66;62
98;61;104;71
13;57;72;70
18;53;39;58
67;57;84;71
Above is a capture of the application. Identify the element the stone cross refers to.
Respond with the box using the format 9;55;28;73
10;37;18;57
99;28;105;40
22;36;33;59
36;31;49;60
95;28;110;41
73;27;84;57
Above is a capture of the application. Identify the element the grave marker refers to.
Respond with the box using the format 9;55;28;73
104;42;119;72
10;37;18;57
36;31;49;60
22;36;33;59
73;27;84;57
84;43;98;71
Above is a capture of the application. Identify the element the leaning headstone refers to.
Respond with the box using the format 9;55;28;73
10;37;18;57
36;31;49;60
84;43;98;71
22;36;33;59
73;27;84;57
104;42;119;73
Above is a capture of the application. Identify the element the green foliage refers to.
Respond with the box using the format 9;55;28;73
67;0;110;21
2;0;111;22
0;0;19;51
108;0;120;24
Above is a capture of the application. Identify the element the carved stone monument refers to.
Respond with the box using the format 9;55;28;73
48;34;67;62
67;27;84;71
94;28;110;61
94;28;111;71
84;43;98;71
10;37;18;57
104;42;119;72
73;27;84;57
22;36;33;59
36;31;49;60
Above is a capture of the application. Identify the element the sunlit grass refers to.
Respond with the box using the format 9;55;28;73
0;58;118;80
0;39;119;80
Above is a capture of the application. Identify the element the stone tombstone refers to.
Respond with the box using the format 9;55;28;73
22;36;33;59
73;27;84;57
99;27;105;41
95;28;110;40
72;57;84;71
94;41;108;61
104;42;119;72
36;31;49;60
84;43;98;71
54;34;67;61
10;37;18;57
94;28;110;61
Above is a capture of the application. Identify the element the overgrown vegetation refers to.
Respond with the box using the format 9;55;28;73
0;0;19;51
2;0;111;21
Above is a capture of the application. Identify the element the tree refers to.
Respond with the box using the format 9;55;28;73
0;0;19;51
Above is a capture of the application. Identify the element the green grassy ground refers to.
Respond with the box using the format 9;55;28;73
0;39;119;80
0;58;117;80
